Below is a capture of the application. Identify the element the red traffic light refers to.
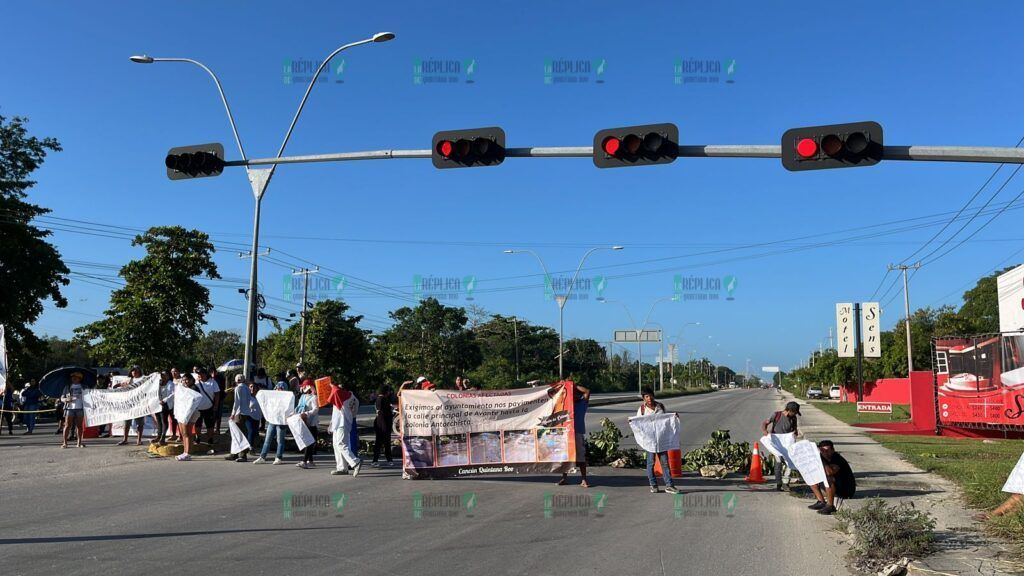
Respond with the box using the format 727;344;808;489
438;140;453;157
431;127;506;169
796;138;817;158
602;136;621;156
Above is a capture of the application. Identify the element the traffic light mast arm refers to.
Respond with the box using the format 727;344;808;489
224;144;1024;167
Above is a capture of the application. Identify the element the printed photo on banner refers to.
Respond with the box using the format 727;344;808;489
399;382;580;478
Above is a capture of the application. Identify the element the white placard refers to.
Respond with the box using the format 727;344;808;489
1001;451;1024;494
790;440;829;488
836;303;855;358
228;419;251;454
861;302;881;358
759;432;796;468
998;265;1024;333
628;413;680;453
256;390;295;426
173;385;204;423
287;413;315;451
83;373;161;426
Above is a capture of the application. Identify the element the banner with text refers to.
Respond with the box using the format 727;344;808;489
399;383;578;479
82;373;161;426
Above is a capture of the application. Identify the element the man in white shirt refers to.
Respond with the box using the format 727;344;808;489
195;367;220;451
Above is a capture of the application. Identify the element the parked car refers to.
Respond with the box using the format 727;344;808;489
807;386;824;400
710;383;720;390
829;385;842;399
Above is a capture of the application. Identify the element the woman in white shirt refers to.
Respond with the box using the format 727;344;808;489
295;380;320;469
637;388;679;494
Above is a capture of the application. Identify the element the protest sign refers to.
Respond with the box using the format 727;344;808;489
1002;452;1024;494
315;376;333;409
287;413;315;451
628;413;680;453
256;390;295;426
759;433;796;468
399;383;580;479
228;419;251;454
173;385;204;423
82;373;161;426
789;440;828;488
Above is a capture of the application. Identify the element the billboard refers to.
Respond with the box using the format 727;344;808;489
934;334;1024;429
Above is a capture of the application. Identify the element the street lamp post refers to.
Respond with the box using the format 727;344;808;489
504;246;622;380
130;32;394;381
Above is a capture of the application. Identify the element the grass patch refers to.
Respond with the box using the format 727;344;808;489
872;433;1024;545
810;400;910;424
835;497;935;572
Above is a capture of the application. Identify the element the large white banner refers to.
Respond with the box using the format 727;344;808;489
228;419;250;454
400;387;561;437
82;373;161;426
1002;452;1024;494
256;390;295;426
790;440;829;488
759;432;796;468
173;385;204;423
287;413;315;451
628;413;680;453
998;265;1024;333
861;302;881;358
836;303;855;358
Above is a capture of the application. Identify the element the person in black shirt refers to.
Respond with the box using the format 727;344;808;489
808;439;856;515
371;384;395;467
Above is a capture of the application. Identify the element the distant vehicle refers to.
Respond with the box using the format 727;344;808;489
710;383;720;390
829;385;842;399
807;386;824;400
728;382;738;389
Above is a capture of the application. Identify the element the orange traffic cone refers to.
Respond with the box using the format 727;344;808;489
745;442;766;483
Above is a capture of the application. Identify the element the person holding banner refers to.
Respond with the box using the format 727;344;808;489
151;371;175;446
295;380;319;469
175;373;202;461
254;378;290;465
115;367;148;446
225;374;255;462
328;380;362;477
762;401;801;491
194;367;220;449
807;440;856;515
60;372;86;449
637;388;679;494
558;382;591;488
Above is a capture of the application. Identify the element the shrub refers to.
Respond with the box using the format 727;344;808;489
835;497;935;570
682;430;750;472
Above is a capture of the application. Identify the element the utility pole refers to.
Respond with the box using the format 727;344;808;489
292;267;319;366
828;326;833;350
888;262;922;374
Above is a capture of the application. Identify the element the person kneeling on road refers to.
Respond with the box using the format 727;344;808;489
808;440;856;515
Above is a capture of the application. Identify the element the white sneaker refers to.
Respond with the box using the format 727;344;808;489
331;469;348;476
295;462;307;469
253;457;267;464
273;458;283;465
351;460;363;477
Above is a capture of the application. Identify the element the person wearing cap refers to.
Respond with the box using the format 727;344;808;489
415;376;436;391
762;401;801;491
295;379;320;469
327;379;362;477
116;367;148;446
808;440;856;515
19;380;42;434
60;372;86;448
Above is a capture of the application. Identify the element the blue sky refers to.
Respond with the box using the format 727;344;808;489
3;0;1023;376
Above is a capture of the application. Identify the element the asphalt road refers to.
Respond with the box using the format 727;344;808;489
0;389;849;575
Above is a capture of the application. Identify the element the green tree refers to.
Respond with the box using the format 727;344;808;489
958;268;1008;333
0;115;68;359
190;330;244;369
376;298;482;386
11;336;92;381
303;300;372;392
74;226;219;370
562;338;608;386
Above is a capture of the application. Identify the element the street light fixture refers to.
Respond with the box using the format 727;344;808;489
131;32;394;381
505;246;622;380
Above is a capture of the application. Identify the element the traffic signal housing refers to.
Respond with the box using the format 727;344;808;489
432;127;506;169
781;122;883;172
165;143;226;180
593;123;678;168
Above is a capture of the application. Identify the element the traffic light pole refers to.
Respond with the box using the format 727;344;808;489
224;144;1024;168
